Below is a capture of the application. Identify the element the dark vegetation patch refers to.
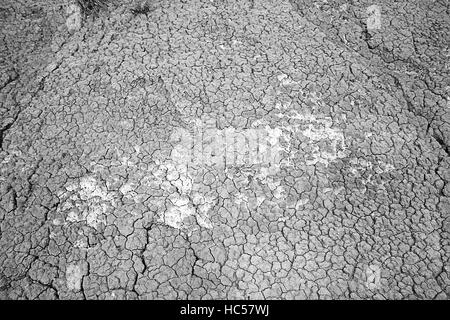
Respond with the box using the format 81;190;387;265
131;2;154;16
76;0;110;16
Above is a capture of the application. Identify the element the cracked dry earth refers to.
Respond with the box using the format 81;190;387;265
0;0;449;300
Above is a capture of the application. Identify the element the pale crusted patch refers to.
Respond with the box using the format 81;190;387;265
272;110;347;167
156;162;214;231
66;3;82;33
301;118;346;166
170;120;284;170
160;204;195;230
66;264;83;291
58;176;113;229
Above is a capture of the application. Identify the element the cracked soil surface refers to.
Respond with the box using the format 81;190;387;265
0;0;449;299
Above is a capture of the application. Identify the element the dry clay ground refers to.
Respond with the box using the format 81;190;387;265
0;0;449;299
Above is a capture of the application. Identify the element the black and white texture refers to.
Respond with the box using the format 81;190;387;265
0;0;449;300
